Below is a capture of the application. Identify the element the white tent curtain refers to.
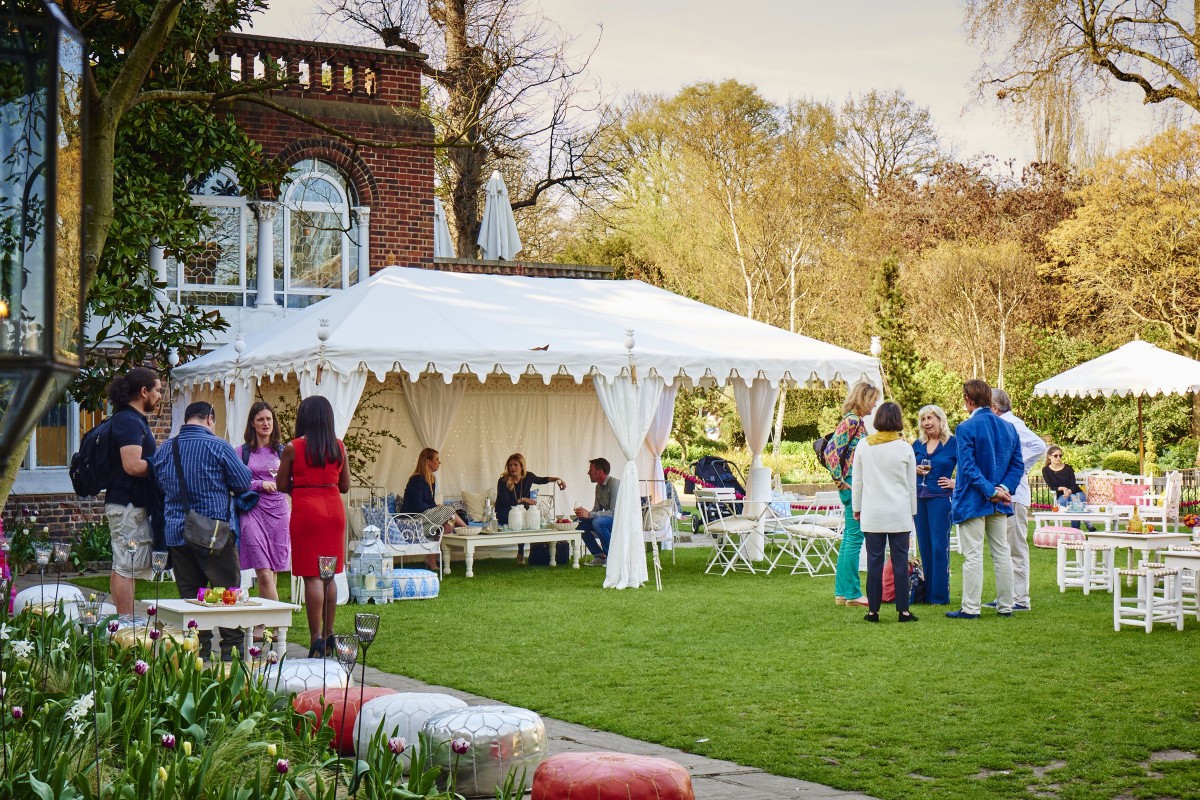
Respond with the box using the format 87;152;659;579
402;376;467;451
641;381;680;503
594;373;665;590
299;367;369;439
170;385;192;437
224;378;254;445
734;377;780;560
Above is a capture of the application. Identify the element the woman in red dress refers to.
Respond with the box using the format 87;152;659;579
278;396;350;657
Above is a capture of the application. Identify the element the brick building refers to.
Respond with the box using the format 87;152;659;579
4;31;608;540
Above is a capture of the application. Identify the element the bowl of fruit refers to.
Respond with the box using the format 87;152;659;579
550;518;578;531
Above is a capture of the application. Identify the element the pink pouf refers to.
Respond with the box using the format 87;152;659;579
532;752;694;800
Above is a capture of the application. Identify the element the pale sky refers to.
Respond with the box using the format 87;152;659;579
250;0;1192;164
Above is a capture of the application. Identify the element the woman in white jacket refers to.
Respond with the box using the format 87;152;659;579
851;402;918;623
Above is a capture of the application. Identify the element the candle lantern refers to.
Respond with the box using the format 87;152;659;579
0;2;87;466
349;525;392;604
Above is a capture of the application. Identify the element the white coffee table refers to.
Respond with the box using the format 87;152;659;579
156;598;301;656
441;530;583;577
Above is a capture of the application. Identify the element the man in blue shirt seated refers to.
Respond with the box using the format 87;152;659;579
152;401;252;660
574;457;619;567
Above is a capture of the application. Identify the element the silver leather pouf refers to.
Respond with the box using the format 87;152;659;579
421;705;547;797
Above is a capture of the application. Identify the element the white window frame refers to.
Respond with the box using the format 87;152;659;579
281;160;354;306
168;167;251;307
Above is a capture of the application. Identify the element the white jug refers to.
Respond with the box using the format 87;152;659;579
508;506;526;531
525;505;542;530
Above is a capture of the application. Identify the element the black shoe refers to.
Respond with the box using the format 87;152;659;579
325;634;336;656
863;612;879;623
898;611;919;623
308;639;325;658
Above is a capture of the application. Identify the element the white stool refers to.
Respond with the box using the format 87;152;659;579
1057;541;1114;594
1113;563;1184;632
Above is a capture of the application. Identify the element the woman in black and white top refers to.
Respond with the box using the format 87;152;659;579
851;402;918;623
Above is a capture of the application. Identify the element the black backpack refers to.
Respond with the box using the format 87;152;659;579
70;416;119;497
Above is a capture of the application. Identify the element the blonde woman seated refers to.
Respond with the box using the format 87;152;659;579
400;448;468;570
496;453;566;564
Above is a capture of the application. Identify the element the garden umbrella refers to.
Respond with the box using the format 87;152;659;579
433;197;455;257
476;171;522;260
1032;339;1200;472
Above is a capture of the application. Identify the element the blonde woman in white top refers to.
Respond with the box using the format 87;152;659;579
851;402;919;623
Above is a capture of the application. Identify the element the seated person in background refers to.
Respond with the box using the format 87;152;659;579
497;453;567;565
575;457;619;567
1041;445;1092;530
401;447;468;570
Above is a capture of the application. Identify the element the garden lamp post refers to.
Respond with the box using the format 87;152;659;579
353;612;380;762
151;550;168;623
74;594;104;798
52;540;68;597
0;2;87;468
34;542;49;593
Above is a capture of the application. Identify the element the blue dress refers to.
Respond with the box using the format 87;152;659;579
913;436;956;605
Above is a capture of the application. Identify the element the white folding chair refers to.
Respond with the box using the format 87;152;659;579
697;488;763;575
642;500;676;565
769;515;840;576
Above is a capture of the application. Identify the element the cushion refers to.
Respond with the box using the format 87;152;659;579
386;493;399;514
14;584;84;615
422;705;546;797
461;490;489;522
258;658;351;697
532;752;694;800
293;686;397;754
1113;483;1147;505
393;516;431;545
1086;474;1119;504
1033;528;1086;549
356;692;468;763
362;505;402;543
392;568;440;600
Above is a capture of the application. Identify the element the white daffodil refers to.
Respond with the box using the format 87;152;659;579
0;623;11;641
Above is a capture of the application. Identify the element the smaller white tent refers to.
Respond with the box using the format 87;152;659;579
173;267;881;589
1033;338;1200;470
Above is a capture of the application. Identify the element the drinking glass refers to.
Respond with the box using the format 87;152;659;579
919;459;932;488
318;556;337;581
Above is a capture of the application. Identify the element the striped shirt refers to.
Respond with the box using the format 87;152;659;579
151;425;253;547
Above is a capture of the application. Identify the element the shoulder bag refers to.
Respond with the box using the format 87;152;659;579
172;440;232;555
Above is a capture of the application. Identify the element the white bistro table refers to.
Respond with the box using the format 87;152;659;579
1032;507;1123;531
441;530;583;577
156;598;301;656
1083;531;1194;583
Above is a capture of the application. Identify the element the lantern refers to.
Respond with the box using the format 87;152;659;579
350;525;392;604
0;2;86;465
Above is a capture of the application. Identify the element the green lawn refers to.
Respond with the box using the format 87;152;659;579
75;543;1200;800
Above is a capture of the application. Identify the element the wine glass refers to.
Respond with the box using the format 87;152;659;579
919;459;932;488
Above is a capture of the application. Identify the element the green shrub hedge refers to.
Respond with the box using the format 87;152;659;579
1102;449;1140;474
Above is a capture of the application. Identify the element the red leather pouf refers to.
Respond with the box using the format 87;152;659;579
292;687;397;754
532;752;694;800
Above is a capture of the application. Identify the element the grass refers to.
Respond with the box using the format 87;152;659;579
73;542;1200;800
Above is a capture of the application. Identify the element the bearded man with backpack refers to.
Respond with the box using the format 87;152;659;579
103;367;162;618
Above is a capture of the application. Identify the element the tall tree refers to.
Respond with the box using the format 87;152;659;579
1046;125;1200;356
320;0;601;256
838;89;947;205
966;0;1200;112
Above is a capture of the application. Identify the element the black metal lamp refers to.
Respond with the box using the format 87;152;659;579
0;2;86;466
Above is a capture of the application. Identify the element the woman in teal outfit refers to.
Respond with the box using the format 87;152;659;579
823;381;880;607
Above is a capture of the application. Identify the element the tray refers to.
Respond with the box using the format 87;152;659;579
185;598;263;608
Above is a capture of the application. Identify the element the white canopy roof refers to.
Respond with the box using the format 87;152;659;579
172;266;881;389
1033;339;1200;398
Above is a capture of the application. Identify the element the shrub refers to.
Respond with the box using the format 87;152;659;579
1159;438;1198;471
1102;450;1141;474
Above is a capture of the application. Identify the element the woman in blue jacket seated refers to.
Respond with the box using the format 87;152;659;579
913;404;956;605
496;453;567;564
401;447;468;569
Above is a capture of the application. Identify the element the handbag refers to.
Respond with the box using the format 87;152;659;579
172;440;232;555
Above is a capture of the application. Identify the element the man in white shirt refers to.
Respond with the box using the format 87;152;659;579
989;389;1047;612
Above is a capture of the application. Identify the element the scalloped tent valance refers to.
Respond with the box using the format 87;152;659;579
170;266;882;391
1032;340;1200;399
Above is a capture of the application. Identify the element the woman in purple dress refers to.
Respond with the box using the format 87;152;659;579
237;402;290;610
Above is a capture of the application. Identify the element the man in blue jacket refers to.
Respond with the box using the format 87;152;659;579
947;379;1025;619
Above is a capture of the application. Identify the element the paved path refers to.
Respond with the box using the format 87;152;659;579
16;573;877;800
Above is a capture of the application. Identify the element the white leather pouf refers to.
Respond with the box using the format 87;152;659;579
355;691;467;764
392;569;440;601
422;705;547;797
257;658;351;697
14;584;84;615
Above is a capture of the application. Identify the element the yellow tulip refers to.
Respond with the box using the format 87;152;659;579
181;636;198;653
195;656;204;672
267;743;278;758
158;767;169;783
182;741;192;757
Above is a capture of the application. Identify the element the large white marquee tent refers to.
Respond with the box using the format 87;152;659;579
172;266;882;589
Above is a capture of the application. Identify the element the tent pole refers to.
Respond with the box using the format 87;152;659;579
1138;396;1144;474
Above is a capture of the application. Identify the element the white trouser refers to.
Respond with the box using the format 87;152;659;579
957;513;1013;614
1006;503;1030;607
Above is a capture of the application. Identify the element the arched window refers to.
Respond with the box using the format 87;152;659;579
166;167;252;306
278;159;359;308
